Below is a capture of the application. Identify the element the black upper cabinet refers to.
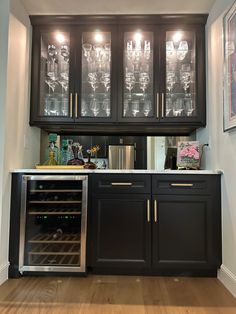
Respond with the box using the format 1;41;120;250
29;15;207;135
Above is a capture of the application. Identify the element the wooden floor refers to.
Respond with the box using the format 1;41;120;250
0;275;236;314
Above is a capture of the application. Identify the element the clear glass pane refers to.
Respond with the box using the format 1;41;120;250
81;32;111;118
123;32;153;118
165;31;196;117
40;32;70;117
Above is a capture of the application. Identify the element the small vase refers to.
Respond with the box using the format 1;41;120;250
84;153;96;169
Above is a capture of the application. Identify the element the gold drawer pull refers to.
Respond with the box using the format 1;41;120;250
156;93;159;118
154;200;157;222
70;93;73;118
170;183;194;187
147;199;150;222
161;93;164;118
111;182;133;186
75;92;78;118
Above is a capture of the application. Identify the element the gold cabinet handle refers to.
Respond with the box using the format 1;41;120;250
70;93;73;118
170;183;194;187
154;200;157;222
111;182;133;186
161;93;164;118
156;93;159;118
147;199;150;222
75;92;78;118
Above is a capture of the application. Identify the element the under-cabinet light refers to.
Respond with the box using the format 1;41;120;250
172;31;182;43
94;32;104;43
55;33;65;43
134;32;142;42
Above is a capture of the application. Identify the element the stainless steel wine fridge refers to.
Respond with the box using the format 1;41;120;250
19;175;88;273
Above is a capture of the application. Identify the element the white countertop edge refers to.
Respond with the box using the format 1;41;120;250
10;169;223;175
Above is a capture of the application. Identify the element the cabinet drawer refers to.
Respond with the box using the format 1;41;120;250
152;174;220;195
92;174;151;194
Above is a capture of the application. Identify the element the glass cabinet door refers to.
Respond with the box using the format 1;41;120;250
121;31;154;120
164;30;196;119
80;31;112;119
39;31;72;119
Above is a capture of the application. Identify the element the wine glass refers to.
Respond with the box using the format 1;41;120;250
100;72;110;92
177;41;188;61
102;98;111;117
139;72;150;94
90;98;100;117
125;72;136;99
132;100;139;117
180;71;191;95
88;72;99;94
143;100;151;117
81;101;88;117
166;71;176;94
82;43;92;60
166;41;175;59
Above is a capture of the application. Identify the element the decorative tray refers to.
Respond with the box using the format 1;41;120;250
35;165;85;169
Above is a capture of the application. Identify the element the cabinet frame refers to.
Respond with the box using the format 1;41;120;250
29;15;208;135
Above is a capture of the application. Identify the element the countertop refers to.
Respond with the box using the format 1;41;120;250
10;169;223;175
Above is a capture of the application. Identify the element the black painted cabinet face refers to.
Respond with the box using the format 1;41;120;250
30;17;206;132
91;194;151;269
152;195;211;268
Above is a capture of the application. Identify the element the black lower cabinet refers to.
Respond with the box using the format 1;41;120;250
89;174;222;276
90;194;151;272
152;195;220;274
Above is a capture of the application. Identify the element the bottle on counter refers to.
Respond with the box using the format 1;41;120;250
67;139;74;160
60;139;69;165
44;151;58;166
67;143;85;166
45;133;60;164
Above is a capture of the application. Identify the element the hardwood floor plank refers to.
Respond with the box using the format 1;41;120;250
0;276;235;314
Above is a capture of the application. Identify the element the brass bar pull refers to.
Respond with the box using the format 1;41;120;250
156;93;159;118
170;183;194;187
75;92;78;118
161;93;164;118
111;182;133;186
154;200;157;222
147;199;150;223
70;93;73;118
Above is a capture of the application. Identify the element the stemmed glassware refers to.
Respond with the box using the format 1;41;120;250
180;71;191;95
139;72;150;94
44;39;70;116
177;41;188;61
125;72;136;99
166;71;176;94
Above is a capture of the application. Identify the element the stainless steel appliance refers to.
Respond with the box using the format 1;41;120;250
19;175;88;273
108;145;135;169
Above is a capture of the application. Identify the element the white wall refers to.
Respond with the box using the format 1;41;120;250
197;0;236;297
0;0;40;285
0;0;10;286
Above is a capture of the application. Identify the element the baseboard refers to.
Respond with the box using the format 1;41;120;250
218;265;236;298
0;263;9;286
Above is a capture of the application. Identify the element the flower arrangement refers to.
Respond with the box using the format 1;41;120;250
87;145;100;157
177;141;200;169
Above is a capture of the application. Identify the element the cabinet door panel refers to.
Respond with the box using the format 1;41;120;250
159;26;206;125
31;27;75;123
91;194;151;268
118;26;159;123
152;195;212;268
75;26;117;122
